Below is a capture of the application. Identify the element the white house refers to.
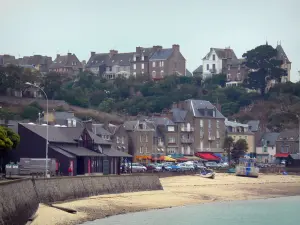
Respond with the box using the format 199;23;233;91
202;47;237;80
256;132;280;163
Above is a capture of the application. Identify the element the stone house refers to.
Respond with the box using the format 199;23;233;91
275;129;299;160
17;55;52;74
49;53;83;76
255;132;280;163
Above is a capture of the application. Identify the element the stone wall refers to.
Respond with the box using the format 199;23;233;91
0;179;39;225
0;175;163;225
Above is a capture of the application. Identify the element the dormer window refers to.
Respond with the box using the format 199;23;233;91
141;55;144;61
167;126;175;132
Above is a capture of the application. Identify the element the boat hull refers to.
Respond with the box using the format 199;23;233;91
235;166;259;178
200;172;215;179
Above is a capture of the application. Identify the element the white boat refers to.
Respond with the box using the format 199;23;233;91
235;157;259;178
199;169;215;179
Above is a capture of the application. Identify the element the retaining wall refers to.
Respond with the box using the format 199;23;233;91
0;174;163;225
0;179;39;225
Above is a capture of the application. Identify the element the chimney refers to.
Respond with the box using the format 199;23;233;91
68;53;72;56
136;47;141;53
109;50;118;56
56;54;60;58
91;51;96;57
172;44;180;51
153;45;163;52
82;120;93;131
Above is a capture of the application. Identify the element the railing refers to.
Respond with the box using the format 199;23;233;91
208;136;215;140
181;138;194;143
181;127;194;132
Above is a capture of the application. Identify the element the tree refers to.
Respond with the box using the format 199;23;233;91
21;105;40;121
231;139;248;162
0;126;20;172
223;136;234;165
42;72;65;99
242;44;287;95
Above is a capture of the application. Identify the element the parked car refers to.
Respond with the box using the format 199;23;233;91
129;163;147;172
177;163;194;171
164;163;181;172
218;162;229;168
204;161;220;169
194;162;206;170
146;164;162;172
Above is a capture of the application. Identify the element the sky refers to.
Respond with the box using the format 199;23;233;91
1;0;299;81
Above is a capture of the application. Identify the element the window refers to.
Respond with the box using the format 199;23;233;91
216;130;220;138
200;140;203;150
168;126;175;132
216;141;220;149
200;130;204;138
161;70;164;76
133;72;136;76
133;55;136;61
141;63;144;69
152;71;156;77
145;135;148;142
140;135;142;142
145;147;148;153
244;136;247;140
121;137;125;144
116;136;120;143
141;55;144;61
167;147;176;154
160;61;164;67
212;64;216;71
206;64;209;70
228;65;231;70
216;120;220;128
168;137;175;143
200;119;203;127
208;120;211;128
152;61;155;67
133;64;136;70
213;54;216;60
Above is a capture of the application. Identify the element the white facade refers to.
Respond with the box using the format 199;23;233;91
202;49;223;79
256;146;276;163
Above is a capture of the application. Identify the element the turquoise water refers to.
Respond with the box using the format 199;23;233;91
81;196;300;225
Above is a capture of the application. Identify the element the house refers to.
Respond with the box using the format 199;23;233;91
17;123;132;175
0;54;17;66
17;55;52;73
276;43;291;82
85;50;133;79
185;69;193;77
149;44;186;80
131;46;155;76
193;65;203;77
123;120;155;162
39;111;82;127
170;100;226;161
225;58;248;87
247;120;261;133
201;47;237;79
275;129;299;161
49;53;83;76
255;132;280;163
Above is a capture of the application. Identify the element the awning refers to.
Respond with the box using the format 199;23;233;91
135;155;152;160
195;152;220;161
185;156;200;161
163;156;176;162
103;148;133;157
274;153;290;158
177;157;189;161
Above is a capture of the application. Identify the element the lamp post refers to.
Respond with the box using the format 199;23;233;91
25;82;49;177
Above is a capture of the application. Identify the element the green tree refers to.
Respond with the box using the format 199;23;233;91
98;98;115;113
242;44;287;95
231;139;248;162
21;105;40;121
42;72;65;99
223;136;234;165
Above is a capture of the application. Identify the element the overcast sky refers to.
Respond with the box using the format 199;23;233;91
1;0;299;81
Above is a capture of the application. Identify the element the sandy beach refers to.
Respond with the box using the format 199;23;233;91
31;174;300;225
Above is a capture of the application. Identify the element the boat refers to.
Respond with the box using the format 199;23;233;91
199;168;215;179
235;157;259;178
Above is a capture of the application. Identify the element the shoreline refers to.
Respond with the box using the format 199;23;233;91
31;174;300;225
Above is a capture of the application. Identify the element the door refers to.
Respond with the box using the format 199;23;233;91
77;157;85;175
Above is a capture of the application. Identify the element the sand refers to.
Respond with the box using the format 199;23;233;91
31;174;300;225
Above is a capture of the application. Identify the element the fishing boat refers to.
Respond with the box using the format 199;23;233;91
199;168;215;179
235;157;259;178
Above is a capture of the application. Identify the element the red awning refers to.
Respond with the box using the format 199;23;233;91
195;152;220;161
274;153;290;158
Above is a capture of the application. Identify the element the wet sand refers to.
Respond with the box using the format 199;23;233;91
31;174;300;225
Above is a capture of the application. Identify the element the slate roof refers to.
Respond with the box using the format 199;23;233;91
185;99;225;119
102;148;132;157
148;117;175;126
49;53;83;69
92;124;112;136
87;130;111;145
170;108;188;123
225;119;248;128
86;52;133;68
123;120;155;131
277;129;299;141
186;69;193;77
256;132;280;147
226;58;245;67
193;65;203;74
18;55;52;67
49;145;76;158
276;44;290;63
149;48;173;60
135;47;154;57
202;48;237;60
55;145;104;157
247;120;260;132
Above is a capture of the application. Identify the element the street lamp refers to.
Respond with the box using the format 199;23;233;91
25;82;49;177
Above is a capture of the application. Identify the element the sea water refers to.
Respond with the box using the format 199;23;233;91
81;196;300;225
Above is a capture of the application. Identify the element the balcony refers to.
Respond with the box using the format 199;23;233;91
181;126;194;132
208;136;215;141
181;137;194;143
157;142;164;147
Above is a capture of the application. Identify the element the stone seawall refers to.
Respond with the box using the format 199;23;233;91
0;179;39;225
0;175;162;225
